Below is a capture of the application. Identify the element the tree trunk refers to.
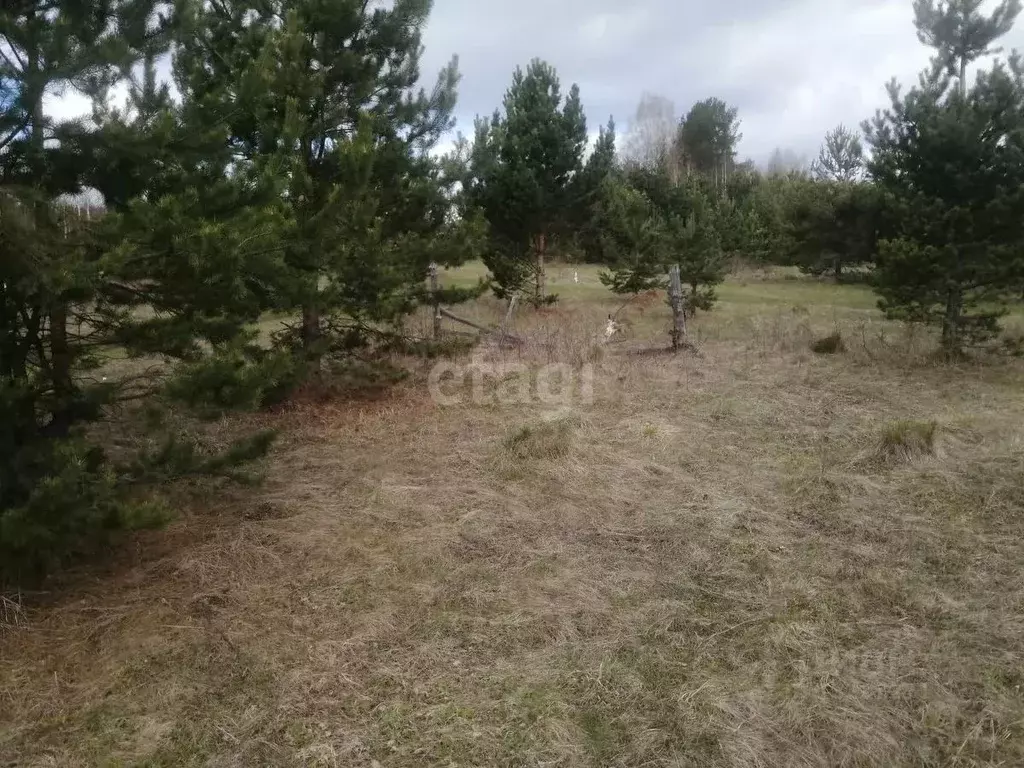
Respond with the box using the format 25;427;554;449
30;42;74;437
428;262;441;339
834;255;843;284
535;233;546;302
668;265;685;351
48;303;73;437
301;301;322;374
941;288;963;359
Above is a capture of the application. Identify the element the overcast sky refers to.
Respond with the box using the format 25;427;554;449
418;0;1024;164
45;0;1024;166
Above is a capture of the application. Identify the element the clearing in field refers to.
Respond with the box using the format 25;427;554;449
3;265;1024;766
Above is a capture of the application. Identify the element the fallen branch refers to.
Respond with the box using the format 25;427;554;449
439;307;524;346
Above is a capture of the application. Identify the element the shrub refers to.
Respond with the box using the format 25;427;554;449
0;437;166;584
0;425;276;586
811;331;846;354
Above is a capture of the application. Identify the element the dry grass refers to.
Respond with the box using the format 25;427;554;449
500;413;582;461
876;419;939;464
3;264;1024;766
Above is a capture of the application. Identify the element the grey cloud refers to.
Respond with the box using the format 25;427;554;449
43;0;1024;165
420;0;1024;163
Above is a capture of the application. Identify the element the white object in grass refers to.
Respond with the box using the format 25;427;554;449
604;315;622;341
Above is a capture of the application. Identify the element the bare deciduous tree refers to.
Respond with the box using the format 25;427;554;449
622;92;678;172
765;147;809;177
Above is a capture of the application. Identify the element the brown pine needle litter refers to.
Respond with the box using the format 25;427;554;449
3;264;1024;767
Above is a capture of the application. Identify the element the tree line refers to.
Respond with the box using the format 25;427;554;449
460;0;1024;359
2;0;1024;583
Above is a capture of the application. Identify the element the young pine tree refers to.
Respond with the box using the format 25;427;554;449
811;124;865;182
675;185;727;314
0;2;280;584
865;0;1024;356
597;178;669;296
618;166;727;310
176;0;471;373
91;41;292;404
467;60;610;304
790;181;882;282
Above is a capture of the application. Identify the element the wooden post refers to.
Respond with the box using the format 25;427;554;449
668;265;686;352
428;262;441;339
535;234;546;302
498;295;519;345
500;295;519;333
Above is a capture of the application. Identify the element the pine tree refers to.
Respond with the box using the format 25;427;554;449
0;2;153;581
571;119;617;264
865;0;1024;356
914;0;1022;96
466;59;599;304
175;0;469;372
619;166;727;311
791;181;881;282
811;124;865;182
575;118;617;216
597;177;669;296
677;98;742;187
676;185;726;313
0;0;168;457
0;2;283;584
0;0;170;436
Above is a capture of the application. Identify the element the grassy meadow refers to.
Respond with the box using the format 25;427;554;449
2;264;1024;766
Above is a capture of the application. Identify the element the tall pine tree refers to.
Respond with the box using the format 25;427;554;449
865;0;1024;356
0;0;170;436
676;98;742;187
0;2;282;584
467;59;611;303
175;0;470;372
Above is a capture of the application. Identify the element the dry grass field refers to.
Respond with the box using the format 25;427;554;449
2;264;1024;767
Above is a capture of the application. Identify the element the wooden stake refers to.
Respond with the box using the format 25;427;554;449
500;295;519;335
535;234;546;301
668;265;686;352
428;262;441;339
